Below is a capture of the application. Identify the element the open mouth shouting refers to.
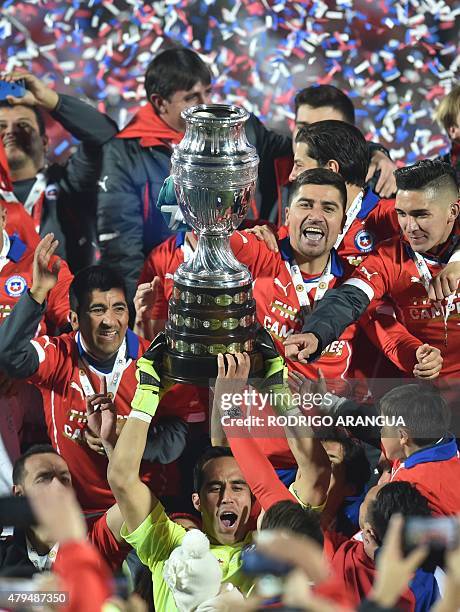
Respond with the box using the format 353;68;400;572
219;510;239;531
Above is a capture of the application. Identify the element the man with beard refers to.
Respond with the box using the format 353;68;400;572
0;72;117;272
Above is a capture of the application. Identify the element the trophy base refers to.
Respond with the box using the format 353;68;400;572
162;349;264;387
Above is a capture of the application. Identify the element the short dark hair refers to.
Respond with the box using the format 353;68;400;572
12;444;59;486
145;47;211;101
294;85;355;125
379;384;451;446
261;500;324;546
289;167;347;211
368;481;431;546
395;159;459;196
0;101;46;137
295;120;369;187
69;265;127;314
193;446;234;493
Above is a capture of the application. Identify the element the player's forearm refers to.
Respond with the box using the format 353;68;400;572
108;416;150;492
0;291;41;378
302;285;370;359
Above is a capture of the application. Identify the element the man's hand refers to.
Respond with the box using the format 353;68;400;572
214;352;251;417
413;344;443;380
1;71;59;111
243;225;279;253
288;369;327;397
30;233;60;304
28;480;87;544
370;514;427;609
283;333;319;364
86;379;118;453
427;261;460;301
366;150;397;198
134;277;161;323
83;427;105;456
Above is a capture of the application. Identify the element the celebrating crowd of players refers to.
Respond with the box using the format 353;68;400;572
0;46;460;612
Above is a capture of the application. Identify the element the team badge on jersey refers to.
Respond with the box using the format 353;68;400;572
45;183;59;201
354;229;374;253
5;275;27;297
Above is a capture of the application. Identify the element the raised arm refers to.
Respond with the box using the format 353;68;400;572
282;371;331;508
213;353;296;511
0;234;60;378
107;335;164;534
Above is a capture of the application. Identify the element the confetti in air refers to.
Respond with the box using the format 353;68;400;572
0;0;459;164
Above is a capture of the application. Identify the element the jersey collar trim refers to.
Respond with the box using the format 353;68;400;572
403;233;460;265
357;187;380;220
7;233;26;263
76;329;139;364
403;435;457;469
175;231;187;248
279;237;344;278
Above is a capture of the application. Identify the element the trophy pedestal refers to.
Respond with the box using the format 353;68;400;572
164;280;264;385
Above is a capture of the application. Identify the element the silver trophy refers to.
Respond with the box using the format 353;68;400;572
163;104;264;384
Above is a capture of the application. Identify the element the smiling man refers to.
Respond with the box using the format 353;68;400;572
0;72;117;272
0;236;187;519
285;159;460;379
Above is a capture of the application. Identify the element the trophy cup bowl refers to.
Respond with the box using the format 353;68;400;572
163;104;264;385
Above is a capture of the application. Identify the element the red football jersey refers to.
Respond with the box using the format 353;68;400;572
345;235;460;378
0;233;72;332
27;330;180;515
390;437;460;516
139;234;186;322
3;201;41;252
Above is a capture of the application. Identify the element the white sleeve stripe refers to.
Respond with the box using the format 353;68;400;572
30;340;46;363
343;278;375;301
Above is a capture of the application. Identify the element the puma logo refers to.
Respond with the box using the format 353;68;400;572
98;175;109;192
360;266;378;282
42;335;55;350
274;278;292;297
70;382;85;400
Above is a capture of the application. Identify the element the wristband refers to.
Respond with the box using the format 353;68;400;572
130;387;159;417
129;410;153;424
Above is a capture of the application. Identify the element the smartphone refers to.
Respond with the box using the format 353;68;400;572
0;496;36;529
241;544;293;577
404;516;459;569
404;516;459;551
0;80;26;101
